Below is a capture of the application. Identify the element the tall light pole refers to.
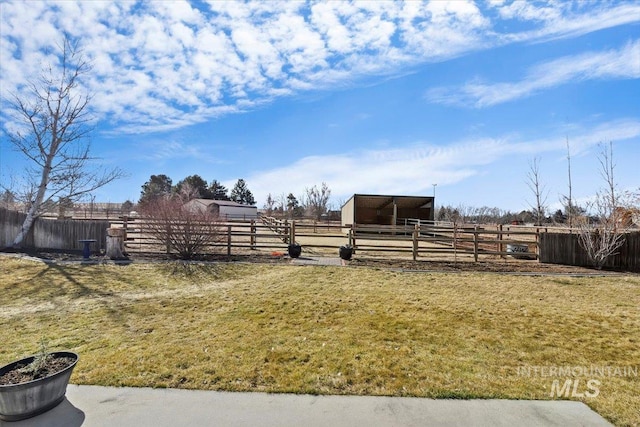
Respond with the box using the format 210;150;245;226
432;183;437;222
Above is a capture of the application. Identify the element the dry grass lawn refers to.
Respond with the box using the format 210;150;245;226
1;256;638;426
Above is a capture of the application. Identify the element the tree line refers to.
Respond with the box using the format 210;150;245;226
262;182;333;220
139;175;255;206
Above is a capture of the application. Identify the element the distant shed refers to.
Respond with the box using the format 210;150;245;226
183;199;258;220
341;194;434;227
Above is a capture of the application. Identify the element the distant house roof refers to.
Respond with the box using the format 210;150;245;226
185;199;255;208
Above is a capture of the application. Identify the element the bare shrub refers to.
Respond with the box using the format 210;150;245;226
577;142;629;269
139;194;224;260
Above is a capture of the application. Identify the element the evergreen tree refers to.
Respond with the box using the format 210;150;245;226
230;179;255;205
209;180;230;200
174;175;211;199
121;200;135;214
286;193;303;218
139;174;173;205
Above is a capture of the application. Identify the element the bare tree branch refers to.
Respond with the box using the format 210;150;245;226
526;157;549;226
577;142;628;269
5;37;125;248
139;195;224;260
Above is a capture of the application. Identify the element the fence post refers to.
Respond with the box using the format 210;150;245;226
290;221;296;244
351;224;356;253
412;224;419;261
227;225;232;257
165;223;171;254
473;225;479;262
250;220;256;250
284;220;289;244
498;224;504;258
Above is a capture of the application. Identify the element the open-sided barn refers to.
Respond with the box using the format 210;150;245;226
183;199;258;220
341;194;434;227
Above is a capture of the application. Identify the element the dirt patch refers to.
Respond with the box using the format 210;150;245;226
1;248;625;275
0;355;75;385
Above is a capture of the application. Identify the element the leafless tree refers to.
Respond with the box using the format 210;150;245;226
444;204;471;263
4;38;124;247
560;137;575;228
577;142;628;269
139;192;224;260
303;182;331;220
526;157;549;226
263;193;276;217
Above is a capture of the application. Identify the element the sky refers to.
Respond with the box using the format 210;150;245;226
1;0;639;213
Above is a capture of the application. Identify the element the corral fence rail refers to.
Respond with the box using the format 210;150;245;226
3;208;638;269
258;217;543;261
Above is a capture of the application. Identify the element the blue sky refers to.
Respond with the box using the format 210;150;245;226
1;0;639;212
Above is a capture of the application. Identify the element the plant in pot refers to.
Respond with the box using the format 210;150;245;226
0;339;79;421
287;242;302;258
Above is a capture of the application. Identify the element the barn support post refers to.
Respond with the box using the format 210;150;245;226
473;226;479;262
392;198;398;235
351;224;357;253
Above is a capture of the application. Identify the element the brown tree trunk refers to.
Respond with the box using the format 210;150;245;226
106;228;126;259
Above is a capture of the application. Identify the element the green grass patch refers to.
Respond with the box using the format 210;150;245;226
1;257;638;426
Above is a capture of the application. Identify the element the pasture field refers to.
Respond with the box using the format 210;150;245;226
1;257;638;426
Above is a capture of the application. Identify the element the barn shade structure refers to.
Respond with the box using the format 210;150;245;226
341;194;435;227
183;199;258;220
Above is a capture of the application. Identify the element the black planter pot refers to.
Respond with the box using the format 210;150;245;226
288;244;302;258
339;245;353;261
0;351;79;421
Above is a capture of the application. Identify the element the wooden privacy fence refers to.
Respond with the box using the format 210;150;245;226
539;232;640;271
0;208;109;251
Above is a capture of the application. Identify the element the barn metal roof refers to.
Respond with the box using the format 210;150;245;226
185;199;256;208
346;194;433;209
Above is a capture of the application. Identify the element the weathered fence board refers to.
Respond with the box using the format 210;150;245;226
539;232;640;272
1;208;109;251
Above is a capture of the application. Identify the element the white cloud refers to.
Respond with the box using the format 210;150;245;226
245;119;640;206
1;1;639;134
492;2;640;44
427;40;640;107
